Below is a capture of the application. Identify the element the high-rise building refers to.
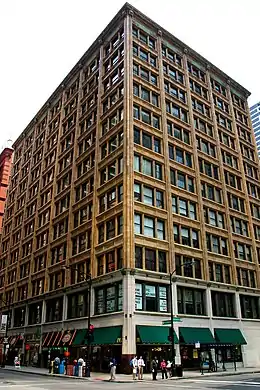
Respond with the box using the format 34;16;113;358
0;145;13;235
1;2;260;371
250;102;260;157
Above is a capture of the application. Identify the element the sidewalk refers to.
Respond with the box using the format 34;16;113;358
2;365;260;382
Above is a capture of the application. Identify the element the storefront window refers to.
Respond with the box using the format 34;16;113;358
28;302;42;325
177;286;206;315
240;294;260;319
46;297;63;322
95;282;123;314
13;307;26;327
135;282;168;312
211;291;236;317
216;346;242;363
67;290;88;319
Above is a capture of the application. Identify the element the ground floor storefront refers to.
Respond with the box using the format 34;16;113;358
3;324;246;374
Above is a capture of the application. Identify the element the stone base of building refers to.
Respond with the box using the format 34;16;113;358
120;354;132;374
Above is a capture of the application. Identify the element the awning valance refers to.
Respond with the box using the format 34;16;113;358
214;328;247;346
136;325;178;344
179;327;215;345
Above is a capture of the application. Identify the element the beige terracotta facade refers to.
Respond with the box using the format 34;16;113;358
1;3;260;369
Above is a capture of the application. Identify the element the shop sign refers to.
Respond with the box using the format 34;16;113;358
0;315;7;332
62;334;71;344
159;299;167;312
107;286;115;299
135;283;143;310
116;337;122;344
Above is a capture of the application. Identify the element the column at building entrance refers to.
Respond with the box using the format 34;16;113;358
121;272;136;373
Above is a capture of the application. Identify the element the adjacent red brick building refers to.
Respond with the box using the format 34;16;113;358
0;147;13;234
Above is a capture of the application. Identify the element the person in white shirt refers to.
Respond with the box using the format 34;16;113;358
131;356;138;380
138;356;145;380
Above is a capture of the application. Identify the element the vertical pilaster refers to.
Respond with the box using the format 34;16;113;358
123;9;134;270
157;31;175;273
183;53;209;280
62;294;68;321
206;69;237;282
90;43;104;279
41;300;46;324
235;291;242;319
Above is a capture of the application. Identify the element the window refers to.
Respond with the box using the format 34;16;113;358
164;81;186;102
192;98;211;118
190;79;208;99
240;295;260;319
188;62;205;82
98;214;123;244
172;196;196;219
211;291;235;317
208;262;231;284
98;184;123;213
133;62;158;86
227;193;245;213
72;231;91;254
201;182;222;203
194;117;213;137
95;282;123;314
237;268;256;288
133;105;160;129
206;233;228;255
167;121;190;144
178;286;205;315
163;62;184;84
233;242;252;262
135;282;168;312
100;156;123;185
162;45;182;66
46;298;63;322
230;217;249;237
134;213;166;240
134;154;163;180
134;127;161;153
170;169;195;193
175;255;202;279
168;144;192;167
204;207;225;229
173;224;199;248
133;83;159;107
166;101;188;123
197;137;216;157
134;182;164;209
199;159;219;179
96;248;122;275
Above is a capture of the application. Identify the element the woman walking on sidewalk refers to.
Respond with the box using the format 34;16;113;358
160;359;168;379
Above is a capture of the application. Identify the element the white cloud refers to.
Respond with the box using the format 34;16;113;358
0;0;259;148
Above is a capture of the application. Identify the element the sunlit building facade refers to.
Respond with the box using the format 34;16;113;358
1;3;260;370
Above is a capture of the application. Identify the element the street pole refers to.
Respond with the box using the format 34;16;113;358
1;303;9;368
169;272;175;376
85;278;92;377
169;260;194;377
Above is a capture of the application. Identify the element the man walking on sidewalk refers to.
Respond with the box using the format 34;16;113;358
138;356;145;380
109;357;117;381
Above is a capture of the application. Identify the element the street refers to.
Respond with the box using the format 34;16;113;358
1;371;260;389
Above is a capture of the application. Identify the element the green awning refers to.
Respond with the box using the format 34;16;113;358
214;328;247;345
87;326;122;346
136;325;179;344
73;329;87;346
179;327;215;345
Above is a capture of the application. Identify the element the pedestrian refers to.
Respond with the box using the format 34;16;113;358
138;356;145;380
160;359;167;379
14;356;20;369
131;356;138;380
166;360;172;377
109;357;116;381
151;356;158;380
